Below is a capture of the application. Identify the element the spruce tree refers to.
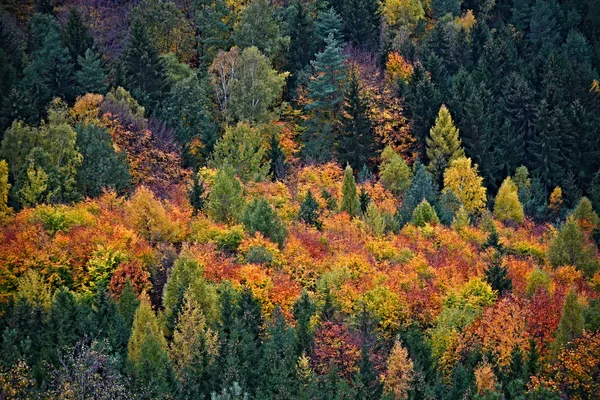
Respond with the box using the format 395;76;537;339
268;131;287;181
426;104;464;184
122;20;169;113
75;49;107;95
341;0;380;50
63;7;94;65
359;187;370;215
399;161;439;224
314;8;344;47
341;165;360;217
431;0;461;18
529;101;563;191
303;34;347;162
284;0;315;90
338;70;376;171
298;190;322;229
189;171;206;215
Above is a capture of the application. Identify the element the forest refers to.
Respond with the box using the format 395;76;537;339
0;0;599;398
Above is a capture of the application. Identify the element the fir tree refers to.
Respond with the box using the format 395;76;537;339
426;104;464;184
293;290;316;356
75;49;107;95
359;187;370;215
189;170;206;215
268;130;287;181
303;34;347;162
338;70;376;171
484;252;513;295
399;161;439;224
314;8;344;47
242;197;288;247
284;0;315;90
341;0;380;50
341;165;360;217
298;190;322;229
122;20;169;113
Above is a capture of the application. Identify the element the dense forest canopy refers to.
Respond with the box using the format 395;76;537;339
0;0;599;398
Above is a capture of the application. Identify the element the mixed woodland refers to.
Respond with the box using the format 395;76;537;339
0;0;600;398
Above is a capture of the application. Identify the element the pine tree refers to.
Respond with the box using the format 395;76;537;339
494;176;525;225
303;34;347;162
426;104;464;184
63;7;94;65
338;70;376;171
193;0;233;68
341;165;360;217
75;49;107;95
298;190;322;229
553;287;584;354
242;197;288;247
484;252;513;295
122;20;169;113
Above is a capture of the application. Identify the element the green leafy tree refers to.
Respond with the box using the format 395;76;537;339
340;165;360;217
426;105;464;184
298;190;322;229
338;70;376;171
63;7;94;65
412;199;440;227
303;34;347;162
0;160;13;221
494;176;525;225
207;165;245;223
553;287;584;354
122;20;169;112
75;123;130;198
18;162;48;208
75;49;107;95
548;217;599;277
233;0;289;60
229;46;287;123
379;146;411;196
241;197;287;247
211;123;270;182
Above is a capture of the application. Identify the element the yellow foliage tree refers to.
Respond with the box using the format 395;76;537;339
474;358;498;395
443;157;486;215
384;339;414;399
494;177;524;224
548;186;563;217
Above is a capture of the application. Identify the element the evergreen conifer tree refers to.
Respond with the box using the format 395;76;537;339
298;190;322;229
63;7;94;65
338;70;376;171
242;197;288;247
341;165;360;217
484;252;513;295
553;287;584;354
75;49;107;95
207;165;245;223
426;105;464;184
